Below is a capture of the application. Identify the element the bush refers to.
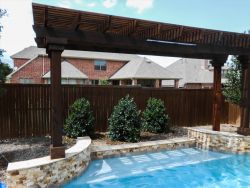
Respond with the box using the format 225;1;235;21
108;95;141;142
64;98;94;138
142;98;169;133
99;79;109;85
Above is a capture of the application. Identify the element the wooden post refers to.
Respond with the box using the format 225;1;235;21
132;79;137;86
211;56;227;131
238;55;250;135
155;79;160;88
47;44;65;159
119;80;125;86
174;79;179;88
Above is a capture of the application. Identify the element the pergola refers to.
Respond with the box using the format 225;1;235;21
32;3;250;159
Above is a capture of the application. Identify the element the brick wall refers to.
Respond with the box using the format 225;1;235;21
66;58;126;80
11;56;50;84
13;58;29;68
10;56;127;84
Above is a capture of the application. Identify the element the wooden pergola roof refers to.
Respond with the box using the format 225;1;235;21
32;3;250;59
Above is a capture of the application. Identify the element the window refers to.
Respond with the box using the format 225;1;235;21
45;79;84;85
19;78;33;84
68;79;77;85
94;60;107;71
91;80;99;85
78;80;86;85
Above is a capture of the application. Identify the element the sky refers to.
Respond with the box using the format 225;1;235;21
1;0;250;67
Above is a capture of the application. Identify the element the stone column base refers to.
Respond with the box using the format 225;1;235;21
237;127;250;136
50;145;65;159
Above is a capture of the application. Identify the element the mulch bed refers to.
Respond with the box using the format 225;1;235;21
0;136;75;183
91;126;188;146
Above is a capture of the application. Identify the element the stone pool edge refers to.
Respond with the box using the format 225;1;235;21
6;137;91;188
187;127;250;153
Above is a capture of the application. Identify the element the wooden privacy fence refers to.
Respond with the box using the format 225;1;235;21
0;84;240;140
227;103;241;125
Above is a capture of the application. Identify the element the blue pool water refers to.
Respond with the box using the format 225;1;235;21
0;182;6;188
63;148;250;188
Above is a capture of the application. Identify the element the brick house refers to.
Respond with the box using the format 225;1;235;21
7;46;181;87
110;57;180;88
7;46;137;85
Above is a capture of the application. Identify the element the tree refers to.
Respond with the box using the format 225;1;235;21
0;63;12;83
222;56;242;105
0;9;7;63
222;30;250;105
0;9;11;84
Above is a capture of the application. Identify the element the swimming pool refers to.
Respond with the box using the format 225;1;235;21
63;148;250;188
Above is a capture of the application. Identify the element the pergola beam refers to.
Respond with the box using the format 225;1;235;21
33;26;250;59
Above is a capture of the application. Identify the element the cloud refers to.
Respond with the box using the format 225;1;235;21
103;0;117;8
87;2;97;7
58;0;72;8
126;0;154;13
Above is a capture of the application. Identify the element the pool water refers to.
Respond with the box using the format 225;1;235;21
0;183;6;188
63;148;250;188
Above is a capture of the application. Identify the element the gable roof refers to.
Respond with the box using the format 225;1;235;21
42;61;88;79
165;58;227;87
11;46;138;61
110;57;180;80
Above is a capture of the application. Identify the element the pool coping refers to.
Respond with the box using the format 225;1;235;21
91;137;196;159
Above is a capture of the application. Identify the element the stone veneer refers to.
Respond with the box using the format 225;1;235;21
187;127;250;153
91;137;196;159
6;137;91;188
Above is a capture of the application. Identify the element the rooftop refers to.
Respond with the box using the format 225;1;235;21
110;57;180;80
11;46;138;62
42;61;88;79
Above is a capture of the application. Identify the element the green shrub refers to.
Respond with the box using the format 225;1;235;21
108;95;141;142
99;79;109;85
64;98;94;138
142;98;169;133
